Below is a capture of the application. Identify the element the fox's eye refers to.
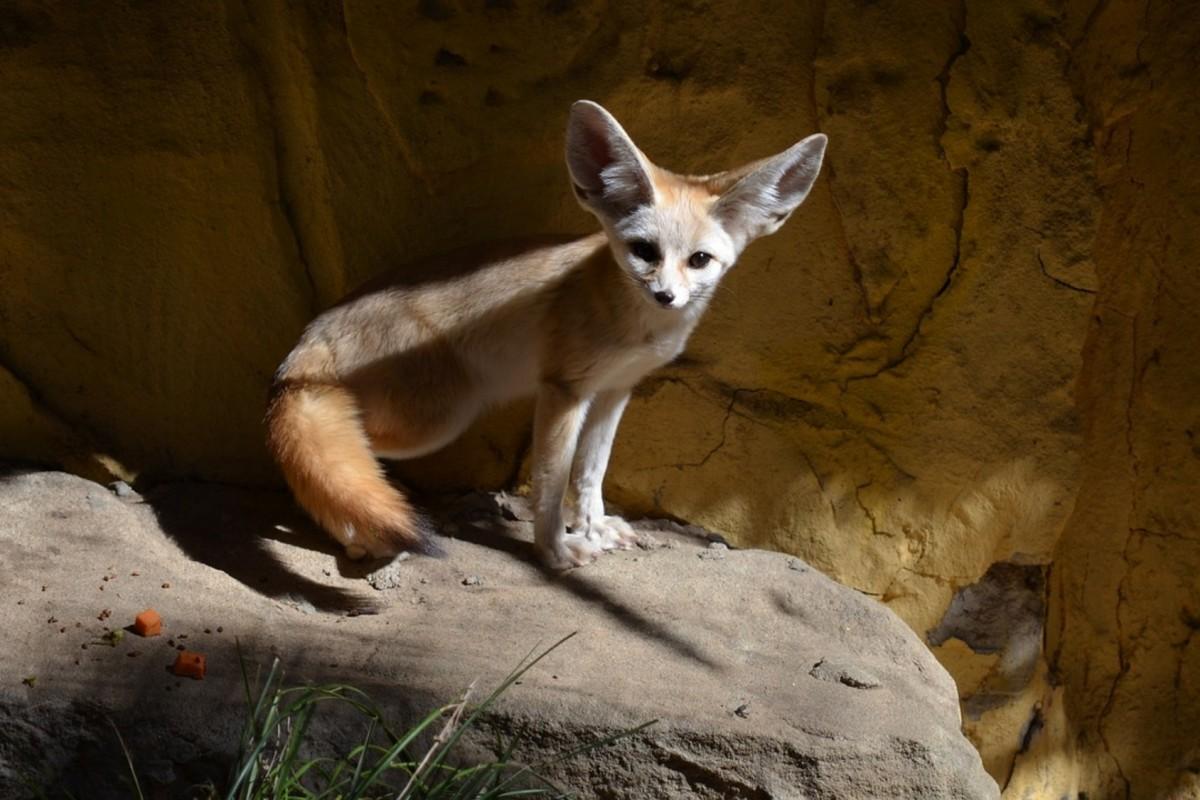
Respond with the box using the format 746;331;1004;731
688;251;713;269
628;240;661;263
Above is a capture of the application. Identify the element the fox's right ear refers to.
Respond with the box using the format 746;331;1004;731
713;133;827;245
566;101;655;220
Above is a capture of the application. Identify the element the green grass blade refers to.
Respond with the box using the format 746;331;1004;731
107;716;144;800
357;702;461;799
430;632;577;776
348;717;377;789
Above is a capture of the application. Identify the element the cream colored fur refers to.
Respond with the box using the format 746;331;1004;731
266;101;827;568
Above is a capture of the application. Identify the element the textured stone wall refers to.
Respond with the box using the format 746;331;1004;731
1026;1;1200;797
0;1;1194;795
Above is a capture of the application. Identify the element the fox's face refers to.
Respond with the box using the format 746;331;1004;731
566;101;827;313
607;189;736;311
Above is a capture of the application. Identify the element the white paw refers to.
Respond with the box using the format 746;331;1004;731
537;531;607;570
582;515;639;551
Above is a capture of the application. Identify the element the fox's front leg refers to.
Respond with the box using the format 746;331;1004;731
568;389;637;551
532;383;602;569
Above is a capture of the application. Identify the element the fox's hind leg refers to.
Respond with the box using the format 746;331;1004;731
567;389;638;552
352;348;482;461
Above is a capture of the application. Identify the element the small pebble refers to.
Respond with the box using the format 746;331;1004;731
109;480;138;499
462;575;482;586
162;583;171;589
734;703;751;719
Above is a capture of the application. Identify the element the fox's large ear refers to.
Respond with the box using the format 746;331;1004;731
712;133;827;244
566;101;655;220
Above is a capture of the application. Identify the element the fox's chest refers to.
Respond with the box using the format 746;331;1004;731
588;327;691;393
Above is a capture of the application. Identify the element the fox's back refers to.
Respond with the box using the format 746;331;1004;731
281;233;608;393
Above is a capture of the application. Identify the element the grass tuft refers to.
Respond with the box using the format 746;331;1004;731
212;631;650;799
23;633;650;798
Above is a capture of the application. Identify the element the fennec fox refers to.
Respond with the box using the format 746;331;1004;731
267;101;826;569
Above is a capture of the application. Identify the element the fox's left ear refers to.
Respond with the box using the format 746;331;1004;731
565;100;655;221
713;133;828;244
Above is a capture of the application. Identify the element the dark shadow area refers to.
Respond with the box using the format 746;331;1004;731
426;490;539;562
144;482;374;614
8;633;452;800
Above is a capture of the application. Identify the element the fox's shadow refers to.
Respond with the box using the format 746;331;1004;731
148;481;721;668
145;481;376;613
433;491;724;670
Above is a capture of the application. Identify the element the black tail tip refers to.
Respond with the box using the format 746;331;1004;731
412;514;447;558
414;533;447;558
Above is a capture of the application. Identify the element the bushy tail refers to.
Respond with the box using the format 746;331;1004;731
266;380;437;559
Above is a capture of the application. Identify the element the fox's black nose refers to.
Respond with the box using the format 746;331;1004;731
653;290;675;307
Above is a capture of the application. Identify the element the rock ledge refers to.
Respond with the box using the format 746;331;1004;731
0;470;996;798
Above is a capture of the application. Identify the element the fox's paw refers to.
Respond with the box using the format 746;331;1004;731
343;541;398;561
583;515;638;551
340;528;401;561
537;532;606;571
338;520;442;561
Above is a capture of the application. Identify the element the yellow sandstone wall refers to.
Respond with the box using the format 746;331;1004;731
0;1;1195;795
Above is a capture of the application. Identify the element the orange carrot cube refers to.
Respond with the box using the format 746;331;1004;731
133;609;162;637
172;650;206;680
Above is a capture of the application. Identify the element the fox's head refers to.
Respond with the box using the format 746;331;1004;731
566;100;827;313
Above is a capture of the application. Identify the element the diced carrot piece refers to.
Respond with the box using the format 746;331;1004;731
172;650;206;680
133;609;162;637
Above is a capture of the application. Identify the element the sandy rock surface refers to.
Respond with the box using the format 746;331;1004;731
0;470;995;799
